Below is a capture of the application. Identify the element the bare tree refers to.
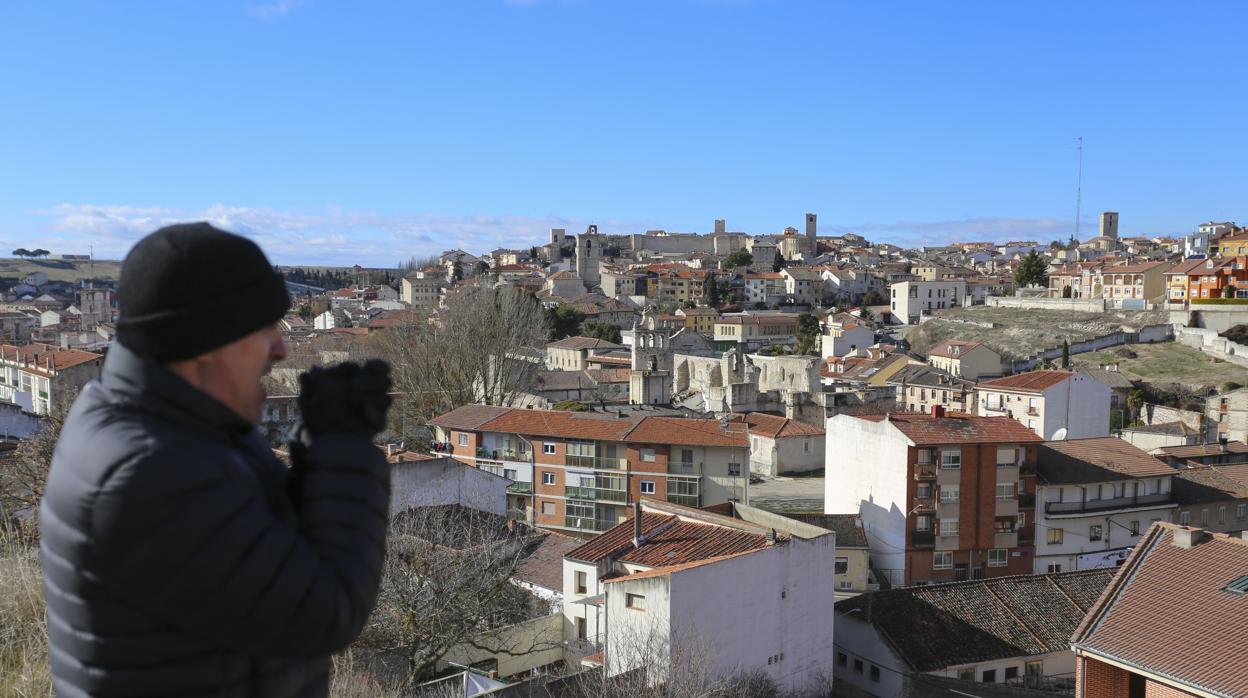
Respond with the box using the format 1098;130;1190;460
353;505;556;685
379;285;550;430
0;391;76;535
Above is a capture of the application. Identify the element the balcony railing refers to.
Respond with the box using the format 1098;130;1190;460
565;486;596;500
564;454;628;470
667;493;700;507
564;516;617;533
1045;493;1171;515
668;461;703;475
914;466;937;480
912;531;935;547
912;498;935;513
507;481;533;495
596;488;628;503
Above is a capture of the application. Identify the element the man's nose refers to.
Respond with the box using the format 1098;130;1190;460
271;333;289;362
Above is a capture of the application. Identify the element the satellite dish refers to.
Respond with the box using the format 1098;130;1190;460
1051;428;1068;441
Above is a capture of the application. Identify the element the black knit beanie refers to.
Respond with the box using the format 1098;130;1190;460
116;222;291;362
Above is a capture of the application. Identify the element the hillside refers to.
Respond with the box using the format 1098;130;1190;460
908;306;1170;360
1072;342;1246;389
0;258;123;284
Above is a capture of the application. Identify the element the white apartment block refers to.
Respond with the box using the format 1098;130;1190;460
889;280;967;324
0;343;103;415
976;370;1111;440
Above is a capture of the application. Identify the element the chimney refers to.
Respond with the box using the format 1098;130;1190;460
386;443;397;457
1173;526;1208;549
632;500;643;549
931;405;946;419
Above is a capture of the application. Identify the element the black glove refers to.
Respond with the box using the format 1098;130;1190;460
298;359;393;438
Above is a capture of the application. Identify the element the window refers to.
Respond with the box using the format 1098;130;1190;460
542;501;555;515
681;448;694;464
542;472;556;485
625;593;645;611
996;483;1015;499
640;448;656;462
835;557;849;575
576;616;587;640
915;515;931;531
1129;520;1140;536
1179;510;1191;525
917;483;932;499
575;571;587;594
543;443;556;455
1201;508;1210;526
853;659;864;675
1219;506;1227;525
503;468;516;480
803;439;811;453
940;485;960;503
984;548;1006;567
940;519;959;537
933;551;953;569
1048;528;1064;545
1005;667;1019;681
458;433;469;446
917;448;932;464
1089;524;1103;541
640;480;655;495
982;669;997;683
997;447;1016;466
1238;504;1246;521
1047;563;1063;573
837;652;848;668
728;463;741;476
870;665;881;682
940;449;961;468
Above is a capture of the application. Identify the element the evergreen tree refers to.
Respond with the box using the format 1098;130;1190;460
1061;340;1070;368
772;249;785;273
1014;250;1048;288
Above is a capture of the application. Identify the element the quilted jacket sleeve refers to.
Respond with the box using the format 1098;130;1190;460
90;432;390;657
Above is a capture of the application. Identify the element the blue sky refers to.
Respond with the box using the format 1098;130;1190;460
1;1;1245;266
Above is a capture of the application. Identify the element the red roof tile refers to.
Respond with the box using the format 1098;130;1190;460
1073;524;1248;698
855;411;1042;445
978;370;1075;393
927;340;986;359
744;412;825;439
626;416;748;448
565;511;773;567
1038;437;1174;483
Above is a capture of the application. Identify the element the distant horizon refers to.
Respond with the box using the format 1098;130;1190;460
3;1;1245;266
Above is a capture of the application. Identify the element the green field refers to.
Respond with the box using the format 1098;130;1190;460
1073;342;1247;389
0;258;123;283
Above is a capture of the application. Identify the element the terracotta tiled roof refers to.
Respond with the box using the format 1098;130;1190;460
514;531;582;592
744;412;825;439
565;511;773;567
602;549;763;583
785;513;869;547
1166;257;1212;275
1072;524;1248;698
977;370;1074;393
1102;260;1167;273
626;416;748;448
428;404;514;431
1037;437;1174;484
0;343;102;373
837;569;1114;672
476;408;641;441
927;340;985;359
547;336;623;351
1171;463;1248;504
856;411;1042;445
1158;441;1248;459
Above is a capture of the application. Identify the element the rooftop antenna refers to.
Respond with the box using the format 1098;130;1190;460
1073;136;1083;242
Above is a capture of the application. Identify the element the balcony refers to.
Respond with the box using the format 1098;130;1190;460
596;488;628;503
668;461;703;475
911;531;935;548
912;498;935;514
996;498;1019;517
564;516;616;533
1019;461;1037;476
667;493;700;507
994;531;1018;548
1018;526;1035;544
1018;492;1036;508
507;481;533;495
1045;493;1172;516
564;454;628;470
565;485;597;500
913;466;937;481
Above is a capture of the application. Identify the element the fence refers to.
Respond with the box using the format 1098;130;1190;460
1006;324;1174;373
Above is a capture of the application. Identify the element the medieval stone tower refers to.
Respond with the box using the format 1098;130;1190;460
805;212;817;257
576;224;603;289
629;327;672;405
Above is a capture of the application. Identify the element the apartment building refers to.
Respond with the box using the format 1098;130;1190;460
744;412;825;476
887;364;975;413
1208;386;1248;444
1174;254;1248;301
562;500;836;695
1034;438;1176;573
712;312;798;352
0;343;103;415
825;407;1042;587
889;280;967;324
926;339;1001;380
1098;260;1167;306
400;275;444;308
675;306;719;334
976;370;1111;440
430;406;750;536
544;336;624;371
742;271;786;306
820;316;874;359
600;269;644;298
780;266;824;305
1071;524;1248;698
1172;463;1248;533
1210;230;1248;257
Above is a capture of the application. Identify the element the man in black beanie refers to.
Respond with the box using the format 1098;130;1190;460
40;222;393;697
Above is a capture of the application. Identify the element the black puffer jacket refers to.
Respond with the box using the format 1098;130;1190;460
39;344;390;697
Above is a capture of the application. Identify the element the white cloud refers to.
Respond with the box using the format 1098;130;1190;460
247;0;304;20
27;203;638;267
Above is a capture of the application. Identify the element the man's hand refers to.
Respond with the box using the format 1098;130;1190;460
298;360;392;438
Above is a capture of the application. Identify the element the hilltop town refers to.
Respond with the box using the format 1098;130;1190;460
2;214;1247;697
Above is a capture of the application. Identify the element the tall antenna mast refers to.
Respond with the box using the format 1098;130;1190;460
1074;136;1083;240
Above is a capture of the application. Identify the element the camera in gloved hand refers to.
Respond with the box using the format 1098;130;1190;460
298;359;393;438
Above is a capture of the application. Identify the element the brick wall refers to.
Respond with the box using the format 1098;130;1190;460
1078;655;1127;698
1145;679;1199;698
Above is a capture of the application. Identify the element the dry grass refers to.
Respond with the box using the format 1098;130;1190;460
910;305;1169;359
1072;342;1247;388
0;524;51;697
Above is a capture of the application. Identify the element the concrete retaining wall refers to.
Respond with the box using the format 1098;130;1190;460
987;296;1107;312
1006;324;1174;373
1174;325;1248;369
